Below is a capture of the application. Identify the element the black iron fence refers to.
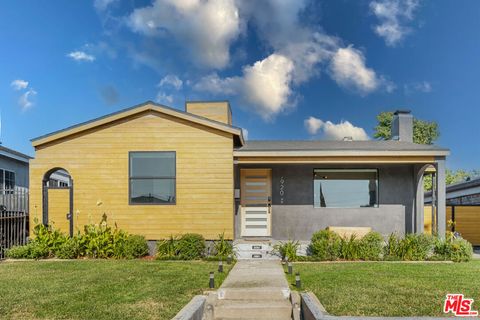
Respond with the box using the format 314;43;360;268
0;188;29;259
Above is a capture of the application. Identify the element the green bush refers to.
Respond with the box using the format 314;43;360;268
340;235;361;260
122;235;149;259
55;237;81;259
309;229;342;260
434;233;473;262
273;240;300;261
156;235;179;259
5;245;31;259
6;215;149;260
359;232;384;261
177;233;205;260
212;232;234;259
385;233;434;261
156;233;206;260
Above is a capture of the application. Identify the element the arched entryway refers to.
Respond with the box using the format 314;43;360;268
414;161;446;238
42;168;74;236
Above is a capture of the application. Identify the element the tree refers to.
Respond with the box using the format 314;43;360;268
373;112;439;145
424;169;480;191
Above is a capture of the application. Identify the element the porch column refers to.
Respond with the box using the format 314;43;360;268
414;165;425;234
435;158;446;239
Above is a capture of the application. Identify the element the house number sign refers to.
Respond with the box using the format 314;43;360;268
279;176;285;204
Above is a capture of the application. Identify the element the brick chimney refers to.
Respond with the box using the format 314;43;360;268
185;101;232;125
391;110;413;142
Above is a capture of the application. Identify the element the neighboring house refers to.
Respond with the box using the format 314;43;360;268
0;145;31;191
424;178;480;246
29;101;449;242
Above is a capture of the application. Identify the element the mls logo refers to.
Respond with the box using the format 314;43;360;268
444;294;478;317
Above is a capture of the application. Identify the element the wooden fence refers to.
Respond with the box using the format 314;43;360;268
424;205;480;245
0;188;29;259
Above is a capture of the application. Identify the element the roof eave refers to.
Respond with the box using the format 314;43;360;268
31;101;244;148
233;150;450;157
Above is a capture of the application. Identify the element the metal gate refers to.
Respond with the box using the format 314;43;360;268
0;188;29;259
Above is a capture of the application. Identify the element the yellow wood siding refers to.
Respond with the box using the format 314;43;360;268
47;189;70;234
185;102;231;124
30;110;234;240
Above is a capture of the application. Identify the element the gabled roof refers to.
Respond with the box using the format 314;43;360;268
31;101;245;147
234;140;449;157
0;145;32;163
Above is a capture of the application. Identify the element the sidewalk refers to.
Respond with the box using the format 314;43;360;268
207;260;292;319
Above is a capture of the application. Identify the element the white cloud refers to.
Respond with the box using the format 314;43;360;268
329;46;380;94
94;0;117;11
195;53;295;120
305;116;370;141
242;128;249;140
404;80;432;94
370;0;420;46
155;92;174;105
67;51;95;62
304;116;324;135
18;89;37;111
158;74;183;90
10;79;29;90
128;0;241;69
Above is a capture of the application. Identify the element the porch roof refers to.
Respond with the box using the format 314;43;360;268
234;140;449;157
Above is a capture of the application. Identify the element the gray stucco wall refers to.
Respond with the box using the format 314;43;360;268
0;155;29;188
235;164;416;240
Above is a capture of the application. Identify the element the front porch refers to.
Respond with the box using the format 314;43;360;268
233;157;447;241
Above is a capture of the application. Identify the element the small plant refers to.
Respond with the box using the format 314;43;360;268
309;229;342;260
212;232;234;258
273;240;300;261
384;233;434;261
434;233;473;262
359;232;384;261
340;234;361;260
177;233;206;260
156;235;179;258
123;235;149;259
55;237;81;259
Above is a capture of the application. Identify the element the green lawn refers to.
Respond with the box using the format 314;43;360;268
0;260;231;320
288;261;480;317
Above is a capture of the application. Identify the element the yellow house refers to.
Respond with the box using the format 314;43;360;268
30;102;450;248
30;101;243;240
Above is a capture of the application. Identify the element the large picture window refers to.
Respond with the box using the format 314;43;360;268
129;152;176;204
313;169;378;208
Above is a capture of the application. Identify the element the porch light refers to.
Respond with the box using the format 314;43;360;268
209;272;215;289
295;272;301;289
218;260;224;273
287;262;293;275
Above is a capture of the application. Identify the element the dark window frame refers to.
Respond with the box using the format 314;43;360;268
128;151;177;205
0;168;16;194
312;168;380;208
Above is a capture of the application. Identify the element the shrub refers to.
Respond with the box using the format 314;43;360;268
434;233;473;262
156;235;179;259
340;234;361;260
55;237;81;259
309;229;342;260
212;232;234;259
385;233;434;261
359;232;384;261
177;233;206;260
5;245;31;259
273;240;300;261
7;215;150;260
122;235;149;259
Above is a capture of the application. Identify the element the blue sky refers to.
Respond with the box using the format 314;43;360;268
1;1;479;170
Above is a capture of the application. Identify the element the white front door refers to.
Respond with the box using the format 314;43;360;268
240;169;272;237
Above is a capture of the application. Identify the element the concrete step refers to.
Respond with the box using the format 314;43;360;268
213;300;292;320
234;243;280;260
217;287;290;301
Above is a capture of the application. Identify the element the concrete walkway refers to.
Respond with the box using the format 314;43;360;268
206;260;292;320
